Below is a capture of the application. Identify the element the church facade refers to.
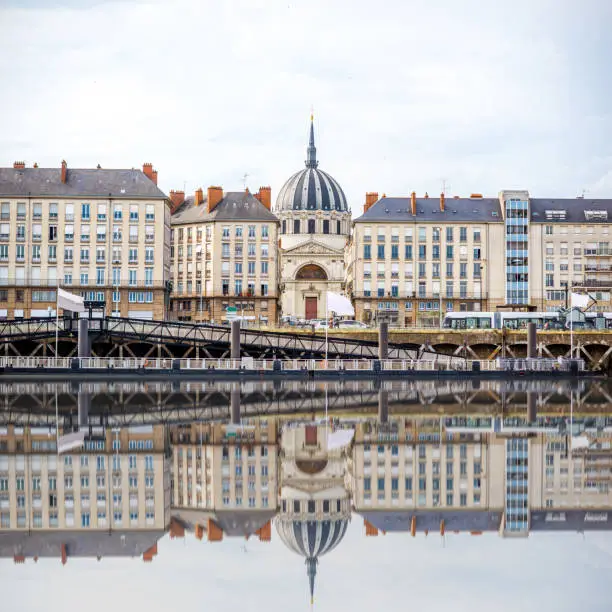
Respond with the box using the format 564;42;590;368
275;117;351;321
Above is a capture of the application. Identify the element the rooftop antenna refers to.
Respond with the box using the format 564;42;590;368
441;179;450;196
577;188;588;199
242;173;249;189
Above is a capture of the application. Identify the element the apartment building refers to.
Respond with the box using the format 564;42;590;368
169;187;279;324
347;192;504;326
347;191;612;324
0;424;171;563
0;161;170;320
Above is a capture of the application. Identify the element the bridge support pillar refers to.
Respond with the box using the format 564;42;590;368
378;322;389;360
78;319;90;358
378;389;389;424
230;388;240;425
231;320;241;359
527;323;537;359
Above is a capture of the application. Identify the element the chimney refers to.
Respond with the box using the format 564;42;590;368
61;160;67;184
440;193;445;212
33;163;38;168
256;521;272;542
207;519;223;542
470;193;483;198
424;192;429;199
364;192;378;213
61;543;67;565
195;524;205;541
142;543;158;562
169;518;185;539
410;191;417;216
169;190;185;213
13;555;25;564
142;163;158;185
207;186;223;213
255;186;272;210
454;195;459;199
194;188;204;207
13;161;25;169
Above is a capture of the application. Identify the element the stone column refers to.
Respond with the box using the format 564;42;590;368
527;322;537;359
378;321;389;360
231;320;241;360
78;318;90;358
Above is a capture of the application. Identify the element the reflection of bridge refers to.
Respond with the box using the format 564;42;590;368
2;379;612;427
0;317;422;360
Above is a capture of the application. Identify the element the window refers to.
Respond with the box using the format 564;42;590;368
545;225;553;235
364;244;371;259
377;244;385;259
459;227;467;242
113;204;122;220
130;205;138;221
446;245;453;259
81;203;91;220
418;245;426;259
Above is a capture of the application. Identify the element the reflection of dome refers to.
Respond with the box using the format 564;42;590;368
275;496;350;605
275;516;349;559
274;117;348;214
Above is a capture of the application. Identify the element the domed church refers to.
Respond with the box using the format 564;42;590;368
275;116;351;321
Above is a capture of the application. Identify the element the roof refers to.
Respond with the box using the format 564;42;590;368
275;167;349;213
530;198;612;223
358;510;503;532
171;509;277;536
171;191;278;225
0;167;167;199
354;196;503;223
0;530;165;558
530;510;612;531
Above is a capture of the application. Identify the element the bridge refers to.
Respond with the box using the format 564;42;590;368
3;317;612;369
0;317;424;361
1;378;611;428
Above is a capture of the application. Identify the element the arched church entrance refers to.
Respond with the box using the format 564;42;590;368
295;264;328;321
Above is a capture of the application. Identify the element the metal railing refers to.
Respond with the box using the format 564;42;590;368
0;356;585;373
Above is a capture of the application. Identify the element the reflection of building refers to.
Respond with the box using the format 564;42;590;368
276;116;351;321
169;187;279;324
169;419;278;541
0;161;170;320
0;425;171;563
276;424;351;604
350;417;612;537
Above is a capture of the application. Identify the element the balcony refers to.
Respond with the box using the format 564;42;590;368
97;234;106;243
80;235;90;243
65;234;74;243
32;234;42;242
0;233;8;241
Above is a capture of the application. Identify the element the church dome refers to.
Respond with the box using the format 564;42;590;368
275;117;348;213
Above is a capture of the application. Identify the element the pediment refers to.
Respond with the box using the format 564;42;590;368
282;239;344;256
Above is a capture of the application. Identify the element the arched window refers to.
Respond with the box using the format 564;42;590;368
323;220;330;234
282;220;286;234
296;264;328;280
294;219;300;234
308;219;315;234
336;220;341;234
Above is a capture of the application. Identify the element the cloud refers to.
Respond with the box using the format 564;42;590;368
0;0;611;211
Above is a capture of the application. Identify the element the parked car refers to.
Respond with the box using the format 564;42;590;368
338;320;367;329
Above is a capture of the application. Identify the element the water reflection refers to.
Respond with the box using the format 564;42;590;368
1;379;612;606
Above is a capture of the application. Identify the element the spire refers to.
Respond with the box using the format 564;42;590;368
305;114;318;169
306;557;318;605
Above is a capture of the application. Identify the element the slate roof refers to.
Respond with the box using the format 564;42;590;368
171;509;277;536
171;191;279;225
354;196;503;223
0;530;165;558
358;510;503;532
530;510;612;531
0;167;167;199
530;198;612;223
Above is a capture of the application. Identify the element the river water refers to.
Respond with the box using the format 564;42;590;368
1;378;611;611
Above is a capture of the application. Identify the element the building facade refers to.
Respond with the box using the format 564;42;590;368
276;117;351;321
347;192;504;326
169;187;279;324
0;424;171;562
0;161;170;321
347;191;612;325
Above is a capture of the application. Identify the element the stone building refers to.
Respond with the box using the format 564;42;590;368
169;186;279;324
0;161;170;320
275;117;351;321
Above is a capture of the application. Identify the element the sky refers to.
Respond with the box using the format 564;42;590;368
1;521;612;612
1;0;612;212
